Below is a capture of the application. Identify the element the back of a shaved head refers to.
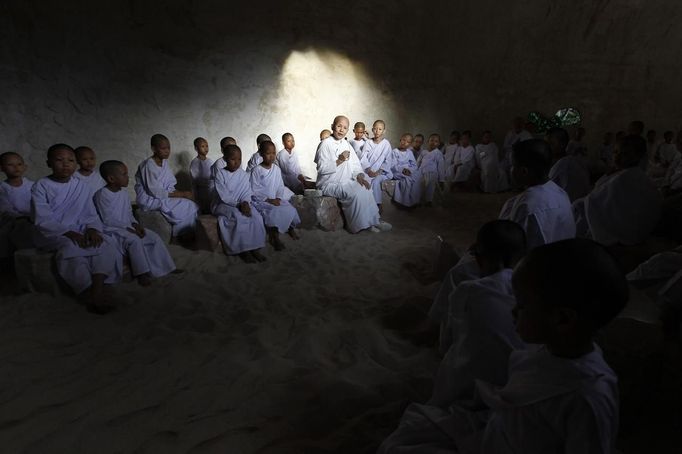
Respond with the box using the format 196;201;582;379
476;219;527;268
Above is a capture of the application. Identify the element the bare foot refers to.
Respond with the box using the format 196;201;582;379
251;250;267;262
137;273;152;287
239;251;257;263
287;228;300;240
82;279;115;315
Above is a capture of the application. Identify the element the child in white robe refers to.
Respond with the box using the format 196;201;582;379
189;137;214;214
429;220;527;408
348;121;367;160
315;116;389;233
547;127;591;202
573;134;662;246
210;136;237;178
501;117;533;178
245;133;271;172
417;133;445;205
251;140;301;251
475;131;507;193
442;131;460;185
95;160;176;286
451;130;475;189
360;120;393;213
134;134;199;239
0;152;35;260
73;146;106;195
212;144;267;263
276;132;313;194
391;133;422;207
379;238;626;454
32;144;121;314
410;133;425;162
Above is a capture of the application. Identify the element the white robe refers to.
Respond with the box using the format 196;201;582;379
211;167;266;254
429;269;526;408
360;138;393;204
73;170;106;196
378;346;618;454
250;164;300;233
0;178;35;257
418;149;445;202
452;145;475;183
315;137;380;233
391;148;422;207
211;157;226;177
246;151;262;172
31;177;122;294
276;148;305;194
134;157;198;237
443;144;458;182
499;180;575;250
94;187;175;278
348;137;367;160
475;143;508;193
573;167;662;246
549;155;591;202
190;156;214;214
657;143;678;167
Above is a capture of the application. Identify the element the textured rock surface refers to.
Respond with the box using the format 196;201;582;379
381;179;396;199
13;249;61;295
291;195;344;231
194;215;222;252
134;209;172;244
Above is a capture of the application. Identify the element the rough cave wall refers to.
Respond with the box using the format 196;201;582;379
1;0;680;181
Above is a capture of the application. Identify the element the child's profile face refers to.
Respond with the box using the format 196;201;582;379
427;135;440;151
196;140;209;157
48;149;77;179
372;122;385;139
399;135;413;150
110;164;130;188
225;151;241;172
481;133;491;145
413;136;424;149
153;140;171;160
283;135;295;150
1;155;26;178
354;127;365;140
262;144;277;165
460;135;471;147
77;149;96;172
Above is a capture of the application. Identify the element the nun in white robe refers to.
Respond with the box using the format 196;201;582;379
73;169;106;195
417;149;445;203
549;155;591;202
573;167;662;246
443;144;458;183
452;145;475;183
378;346;618;454
211;167;266;255
134;157;199;237
276;148;305;194
0;177;35;257
475;143;508;193
360;138;393;204
190;156;214;214
390;148;422;207
315;136;380;233
250;164;300;233
31;176;122;294
94;186;175;278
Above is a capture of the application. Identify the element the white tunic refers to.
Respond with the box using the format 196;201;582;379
211;167;266;254
94;186;175;277
315;136;380;233
73;170;106;196
360;138;393;204
499;180;575;250
276;148;305;194
391;148;422;207
348;137;367;160
549;155;591;202
31;177;121;293
657;143;679;167
573;167;662;246
475;143;508;193
211;157;226;177
0;178;33;218
452;145;475;183
418;149;445;203
245;151;262;172
250;164;300;233
190;156;214;214
429;269;526;407
0;178;35;257
134;157;198;237
443;144;458;182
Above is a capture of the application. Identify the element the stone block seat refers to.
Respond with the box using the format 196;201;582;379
291;194;344;231
132;205;172;244
14;248;62;295
195;214;222;252
381;179;397;199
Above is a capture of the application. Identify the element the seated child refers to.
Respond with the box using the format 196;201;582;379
573;134;662;246
410;133;425;162
31;144;121;314
246;133;271;172
134;134;198;239
390;133;422;207
451;130;475;189
95;160;176;286
251;140;301;251
429;220;527;408
0;152;35;261
442;130;460;185
211;136;237;177
211;144;267;263
189;137;214;214
379;238;627;454
417;133;445;205
276;132;314;194
547;127;591;202
360;120;393;213
348;121;367;159
475;130;508;193
73;146;106;195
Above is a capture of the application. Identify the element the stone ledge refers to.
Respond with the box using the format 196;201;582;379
133;208;172;244
195;215;222;252
291;195;344;231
